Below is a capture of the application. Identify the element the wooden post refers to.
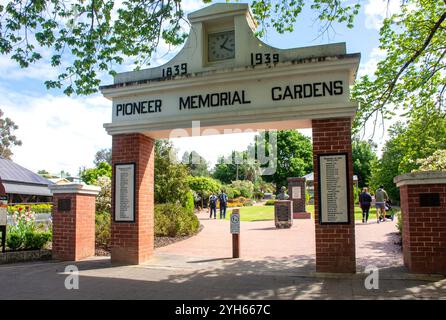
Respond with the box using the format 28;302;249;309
232;234;240;258
230;209;240;258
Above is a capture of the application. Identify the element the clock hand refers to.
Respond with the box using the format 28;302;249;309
220;37;229;49
221;45;233;52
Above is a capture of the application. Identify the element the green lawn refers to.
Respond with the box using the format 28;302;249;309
224;204;398;222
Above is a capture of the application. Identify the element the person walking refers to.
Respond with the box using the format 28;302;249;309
359;187;372;223
375;185;389;223
219;189;228;220
209;193;217;219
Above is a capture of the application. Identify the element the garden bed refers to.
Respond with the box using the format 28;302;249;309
0;249;52;265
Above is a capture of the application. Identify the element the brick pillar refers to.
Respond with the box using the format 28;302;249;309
394;172;446;275
312;118;356;273
111;133;154;264
288;177;311;219
50;184;100;261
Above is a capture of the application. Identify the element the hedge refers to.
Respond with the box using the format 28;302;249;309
155;203;200;237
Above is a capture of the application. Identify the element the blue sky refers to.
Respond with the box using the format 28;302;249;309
0;0;399;176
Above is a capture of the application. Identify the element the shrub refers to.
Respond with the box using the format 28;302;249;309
231;180;254;199
23;231;51;250
265;199;276;206
96;212;111;249
185;191;195;213
396;211;403;235
6;231;23;251
155;203;199;237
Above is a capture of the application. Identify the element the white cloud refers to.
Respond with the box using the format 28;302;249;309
358;47;386;78
1;90;111;177
364;0;401;30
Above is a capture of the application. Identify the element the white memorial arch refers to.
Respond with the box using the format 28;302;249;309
101;3;360;273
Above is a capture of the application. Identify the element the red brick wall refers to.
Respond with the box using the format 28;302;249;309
111;133;155;264
287;178;306;213
312;118;356;273
52;193;95;261
399;184;446;274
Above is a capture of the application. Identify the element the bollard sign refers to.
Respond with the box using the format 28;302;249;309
230;212;240;234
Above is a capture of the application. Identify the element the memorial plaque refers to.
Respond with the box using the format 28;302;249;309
58;198;71;212
274;200;293;228
318;153;350;224
115;163;135;222
292;186;301;199
419;193;440;207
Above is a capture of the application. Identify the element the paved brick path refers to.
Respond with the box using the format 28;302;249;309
1;211;443;299
157;211;403;272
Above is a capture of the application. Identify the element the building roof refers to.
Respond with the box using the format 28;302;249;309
2;182;53;197
0;157;53;186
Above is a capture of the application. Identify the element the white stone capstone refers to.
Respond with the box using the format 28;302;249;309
49;183;101;195
101;3;360;138
394;171;446;187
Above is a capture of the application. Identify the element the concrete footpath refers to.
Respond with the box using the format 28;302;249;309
0;216;444;300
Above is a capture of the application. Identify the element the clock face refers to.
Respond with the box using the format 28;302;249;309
208;30;235;62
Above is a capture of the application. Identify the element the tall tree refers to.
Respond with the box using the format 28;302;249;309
257;130;313;190
181;150;210;177
353;0;446;132
0;109;22;159
155;140;192;207
370;108;446;200
352;138;378;188
94;148;112;166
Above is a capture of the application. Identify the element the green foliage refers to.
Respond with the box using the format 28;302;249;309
353;185;359;205
95;212;111;249
6;210;51;251
182;151;210;177
154;203;200;237
264;199;276;206
155;140;192;208
396;211;403;235
23;231;52;250
213;151;261;183
370;110;446;200
0;109;22;159
81;161;112;185
185;191;195;214
7;204;52;214
352;138;378;188
353;1;446;131
231;180;254;199
0;1;362;95
187;176;221;207
6;231;23;251
257;130;313;190
251;0;360;38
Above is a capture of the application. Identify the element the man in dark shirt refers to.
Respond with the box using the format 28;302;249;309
219;190;228;220
359;187;372;223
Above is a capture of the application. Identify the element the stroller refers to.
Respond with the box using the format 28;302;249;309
384;199;395;221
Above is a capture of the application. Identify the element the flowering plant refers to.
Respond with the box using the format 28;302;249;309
10;209;36;235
